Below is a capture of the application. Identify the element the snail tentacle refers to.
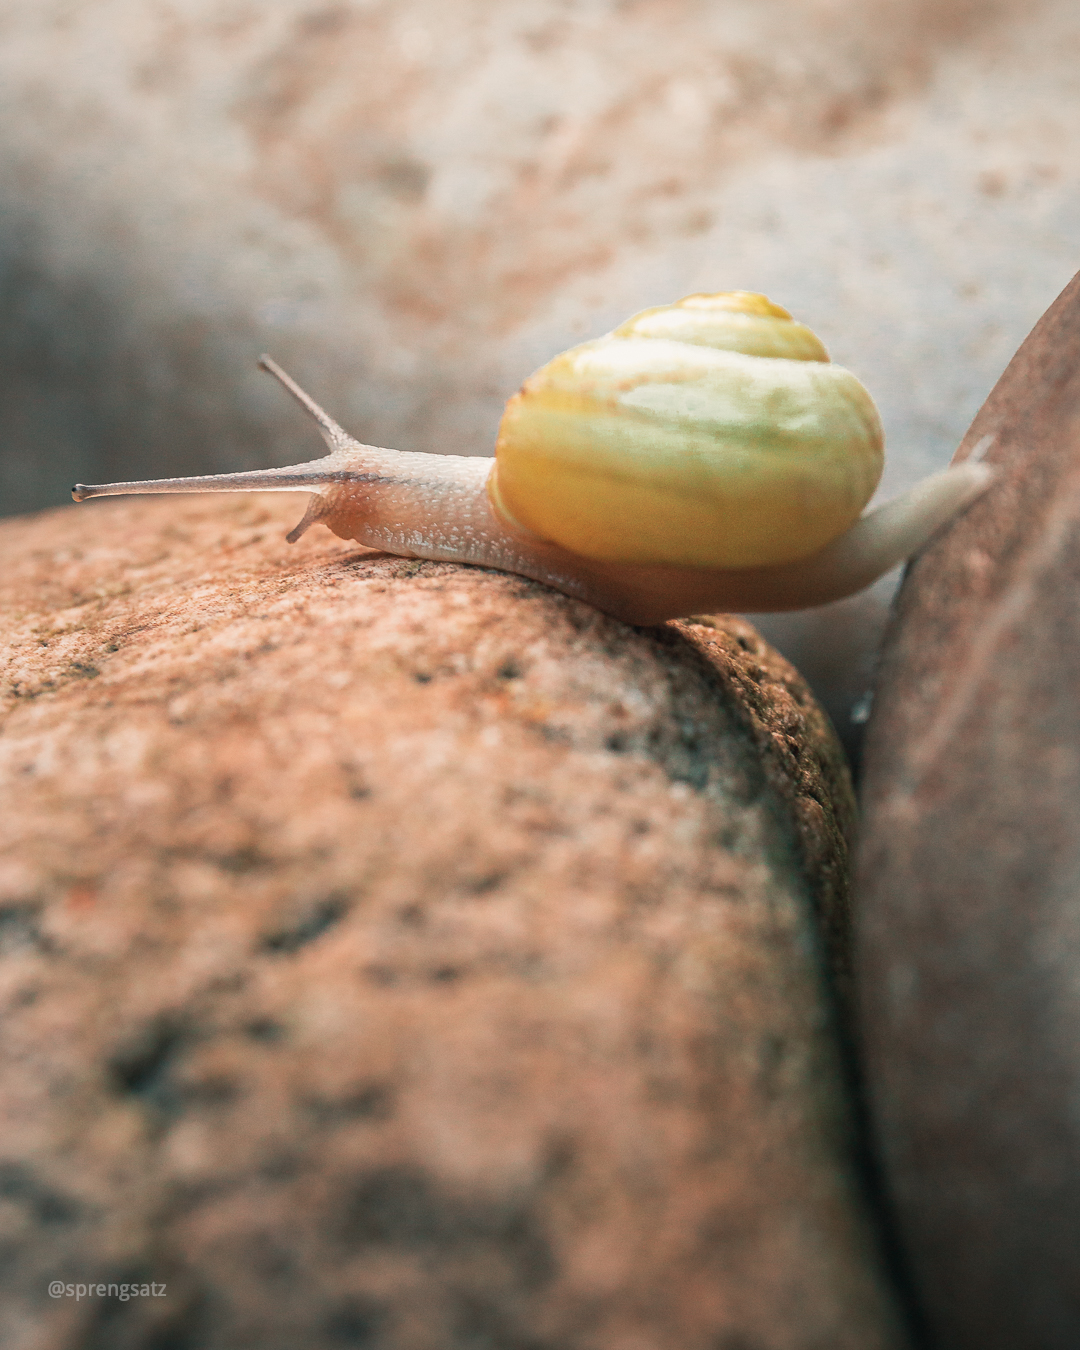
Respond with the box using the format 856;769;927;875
71;357;363;506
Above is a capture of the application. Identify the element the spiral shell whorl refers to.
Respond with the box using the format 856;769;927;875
613;291;832;363
488;291;884;571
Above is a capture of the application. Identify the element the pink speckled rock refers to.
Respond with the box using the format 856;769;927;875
0;493;903;1349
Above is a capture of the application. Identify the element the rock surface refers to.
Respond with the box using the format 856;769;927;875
0;493;901;1349
3;0;1080;745
857;268;1080;1349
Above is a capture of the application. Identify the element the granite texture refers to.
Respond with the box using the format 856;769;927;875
0;493;901;1350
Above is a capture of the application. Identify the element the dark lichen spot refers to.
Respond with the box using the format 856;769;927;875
72;1277;206;1350
111;1027;237;1122
469;871;506;897
0;1162;81;1225
183;1074;238;1108
541;1136;576;1182
496;660;522;680
378;156;431;203
363;964;398;987
338;1168;554;1291
246;1018;286;1043
711;823;744;851
451;1294;552;1350
109;1019;186;1119
261;1151;302;1180
714;1334;767;1350
757;1033;787;1097
324;1298;389;1347
214;846;270;875
563;606;594;633
308;1083;395;1125
340;1169;443;1247
339;759;372;801
668;763;709;791
0;903;45;956
537;722;571;745
262;895;348;954
698;1207;750;1252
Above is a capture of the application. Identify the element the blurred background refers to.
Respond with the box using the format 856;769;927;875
1;0;1078;749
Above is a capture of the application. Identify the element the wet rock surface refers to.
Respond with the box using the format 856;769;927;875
857;269;1080;1349
0;494;902;1349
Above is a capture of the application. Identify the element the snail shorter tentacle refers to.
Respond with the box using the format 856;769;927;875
72;295;994;622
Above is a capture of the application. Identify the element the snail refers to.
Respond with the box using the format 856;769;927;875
72;292;992;625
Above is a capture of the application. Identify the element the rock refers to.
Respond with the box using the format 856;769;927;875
3;0;1080;744
0;494;902;1349
857;268;1080;1348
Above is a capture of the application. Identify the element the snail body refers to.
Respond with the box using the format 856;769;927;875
72;292;991;623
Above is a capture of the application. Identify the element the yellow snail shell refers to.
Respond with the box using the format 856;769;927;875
488;291;884;569
71;292;991;624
